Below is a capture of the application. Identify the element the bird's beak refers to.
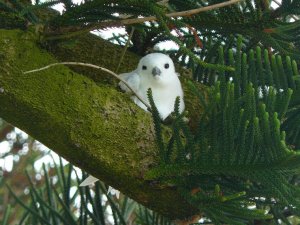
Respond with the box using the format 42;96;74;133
152;67;161;76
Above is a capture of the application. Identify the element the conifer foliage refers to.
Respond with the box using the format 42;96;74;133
148;36;300;224
1;0;300;224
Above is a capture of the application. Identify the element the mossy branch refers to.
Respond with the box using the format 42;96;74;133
0;29;199;220
24;61;151;109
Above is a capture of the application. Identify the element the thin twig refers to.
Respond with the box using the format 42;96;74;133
45;0;243;39
23;62;151;109
116;27;135;73
101;0;243;27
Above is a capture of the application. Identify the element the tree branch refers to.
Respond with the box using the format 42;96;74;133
45;0;243;39
111;0;243;26
24;62;151;109
0;29;199;219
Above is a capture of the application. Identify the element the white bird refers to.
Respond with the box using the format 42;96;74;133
119;52;185;120
80;53;185;191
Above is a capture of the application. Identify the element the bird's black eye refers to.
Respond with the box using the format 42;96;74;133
164;63;169;69
142;65;147;70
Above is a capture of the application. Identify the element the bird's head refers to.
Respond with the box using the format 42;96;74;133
137;53;177;84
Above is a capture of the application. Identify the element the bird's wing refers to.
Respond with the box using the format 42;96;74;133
79;175;99;186
118;71;140;93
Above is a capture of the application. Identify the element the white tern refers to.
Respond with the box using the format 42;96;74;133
79;53;185;191
119;52;185;120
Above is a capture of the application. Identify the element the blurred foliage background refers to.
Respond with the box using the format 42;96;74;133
0;118;175;224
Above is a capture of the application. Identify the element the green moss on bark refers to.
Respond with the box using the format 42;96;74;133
47;33;140;85
0;29;198;219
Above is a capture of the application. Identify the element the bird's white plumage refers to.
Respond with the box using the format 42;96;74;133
118;72;140;93
119;53;184;120
80;54;185;189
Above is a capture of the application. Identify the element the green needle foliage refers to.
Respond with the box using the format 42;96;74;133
2;0;300;59
136;205;174;225
1;0;300;224
147;36;300;224
6;158;173;225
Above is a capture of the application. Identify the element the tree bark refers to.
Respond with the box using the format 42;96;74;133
0;29;199;219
